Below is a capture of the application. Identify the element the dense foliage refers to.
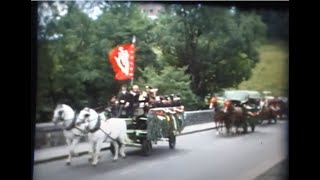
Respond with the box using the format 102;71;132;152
36;2;287;122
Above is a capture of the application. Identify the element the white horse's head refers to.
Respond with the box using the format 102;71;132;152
52;104;74;125
77;107;91;124
77;107;99;132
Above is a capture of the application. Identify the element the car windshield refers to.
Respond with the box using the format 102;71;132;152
223;91;249;101
245;91;262;99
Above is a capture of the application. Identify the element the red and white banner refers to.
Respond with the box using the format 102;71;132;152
108;43;135;80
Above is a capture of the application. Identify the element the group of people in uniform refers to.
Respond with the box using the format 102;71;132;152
107;84;183;118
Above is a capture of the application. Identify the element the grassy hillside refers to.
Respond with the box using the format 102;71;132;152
238;41;288;96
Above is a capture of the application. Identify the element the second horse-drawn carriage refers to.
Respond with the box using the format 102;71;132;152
210;90;261;134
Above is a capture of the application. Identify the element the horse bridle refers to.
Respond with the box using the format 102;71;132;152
74;110;92;134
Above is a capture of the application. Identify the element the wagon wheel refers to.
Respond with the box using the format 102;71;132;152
169;134;176;149
141;139;152;156
110;143;115;156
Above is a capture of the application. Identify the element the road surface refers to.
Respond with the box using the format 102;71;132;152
33;121;288;180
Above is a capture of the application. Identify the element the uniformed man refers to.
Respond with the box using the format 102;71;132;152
129;85;141;117
109;95;118;117
117;85;131;117
173;95;182;107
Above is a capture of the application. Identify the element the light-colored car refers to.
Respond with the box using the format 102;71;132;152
243;90;262;100
223;90;250;104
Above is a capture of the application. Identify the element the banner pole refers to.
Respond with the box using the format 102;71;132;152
131;35;136;87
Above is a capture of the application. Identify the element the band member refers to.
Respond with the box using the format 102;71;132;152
173;95;182;107
109;95;118;117
145;86;158;100
130;85;141;117
145;86;153;99
117;85;131;117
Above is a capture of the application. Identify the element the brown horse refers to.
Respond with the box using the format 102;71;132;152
278;100;288;119
211;99;248;135
224;101;254;134
210;97;225;134
224;100;260;134
258;100;280;124
231;106;246;134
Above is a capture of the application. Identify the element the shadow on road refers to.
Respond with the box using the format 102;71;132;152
65;146;191;173
258;122;279;127
213;130;270;139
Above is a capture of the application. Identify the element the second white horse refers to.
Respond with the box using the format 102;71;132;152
77;107;131;166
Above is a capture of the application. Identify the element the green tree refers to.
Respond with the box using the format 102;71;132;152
36;2;159;122
136;65;200;109
257;9;289;41
154;5;266;97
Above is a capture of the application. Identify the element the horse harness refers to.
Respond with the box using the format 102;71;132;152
63;112;77;131
87;115;117;142
63;112;87;136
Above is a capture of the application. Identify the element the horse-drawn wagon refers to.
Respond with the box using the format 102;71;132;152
109;106;185;156
210;90;261;134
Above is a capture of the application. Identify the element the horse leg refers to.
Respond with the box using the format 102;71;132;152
226;126;230;135
278;108;282;119
258;112;263;124
218;122;222;134
231;118;236;135
225;121;231;135
92;139;103;166
275;112;278;123
88;133;96;162
70;137;80;157
242;119;248;134
66;138;72;165
268;113;271;124
88;141;96;162
232;115;237;135
118;138;126;158
235;125;239;134
111;141;119;161
215;121;220;135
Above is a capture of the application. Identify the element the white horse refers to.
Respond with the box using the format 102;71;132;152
78;107;131;166
52;104;88;165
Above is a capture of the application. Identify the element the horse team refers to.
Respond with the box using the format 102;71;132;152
52;104;130;166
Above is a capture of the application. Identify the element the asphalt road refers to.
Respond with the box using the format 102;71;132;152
33;121;288;180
